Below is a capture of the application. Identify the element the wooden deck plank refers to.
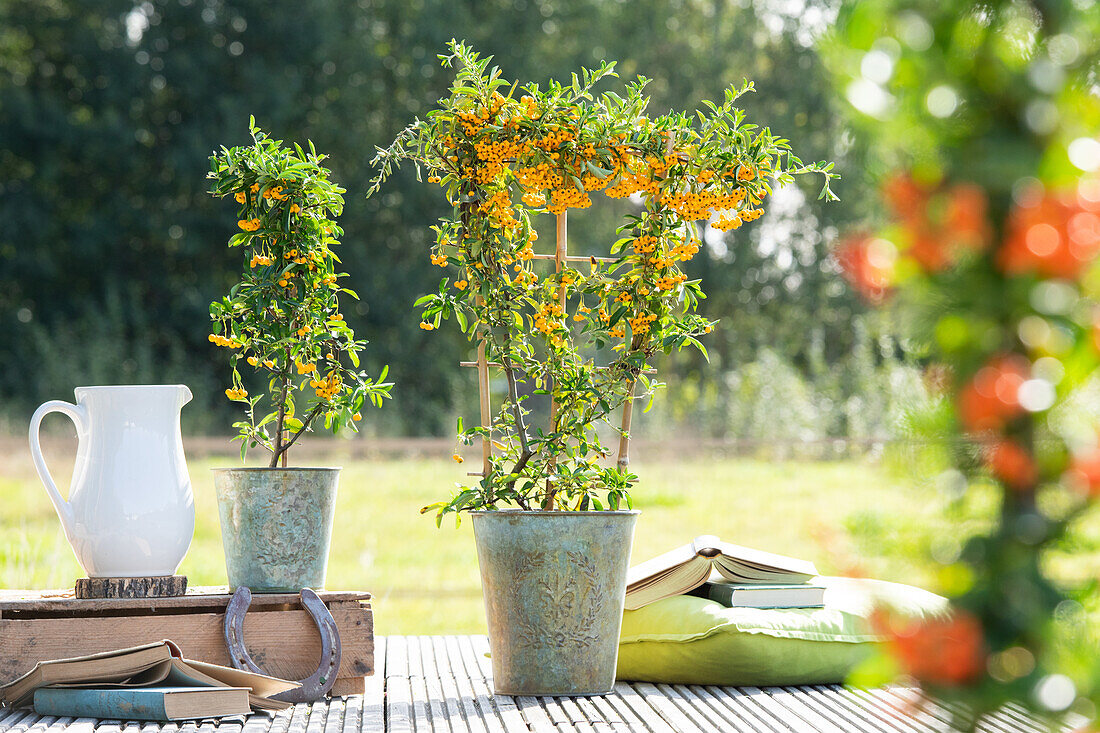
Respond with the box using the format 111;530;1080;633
360;635;385;733
403;637;436;733
414;637;453;733
383;638;413;733
827;687;923;732
437;638;495;733
690;686;766;733
576;696;621;729
658;685;742;732
597;686;659;733
425;638;476;733
512;697;555;733
866;687;957;732
844;687;936;732
666;686;754;733
451;637;522;733
878;686;955;730
464;639;494;684
713;685;800;732
0;711;36;732
629;683;705;733
568;699;607;728
456;645;525;733
784;686;885;733
755;686;851;733
553;697;589;725
806;686;911;732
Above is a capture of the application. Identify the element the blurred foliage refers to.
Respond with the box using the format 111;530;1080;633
826;0;1100;725
0;0;884;438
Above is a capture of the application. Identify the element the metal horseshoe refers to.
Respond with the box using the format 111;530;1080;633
223;586;342;702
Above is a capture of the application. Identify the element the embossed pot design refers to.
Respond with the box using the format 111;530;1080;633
471;510;639;696
213;467;339;592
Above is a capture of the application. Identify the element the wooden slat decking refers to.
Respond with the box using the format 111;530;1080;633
0;635;1088;732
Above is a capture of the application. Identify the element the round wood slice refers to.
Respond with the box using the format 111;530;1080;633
74;575;188;599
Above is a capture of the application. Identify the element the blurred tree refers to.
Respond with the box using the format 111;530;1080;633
0;0;884;438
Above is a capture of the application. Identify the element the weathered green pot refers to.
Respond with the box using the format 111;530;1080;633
212;467;340;592
471;510;639;696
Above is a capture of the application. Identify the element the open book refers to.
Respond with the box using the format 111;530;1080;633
0;640;297;712
625;535;819;610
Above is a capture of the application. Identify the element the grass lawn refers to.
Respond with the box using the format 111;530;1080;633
3;439;1097;635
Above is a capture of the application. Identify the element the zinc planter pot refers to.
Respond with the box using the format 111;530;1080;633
213;467;340;592
471;510;639;696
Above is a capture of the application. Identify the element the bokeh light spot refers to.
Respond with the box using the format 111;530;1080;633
1025;223;1060;256
1018;379;1055;412
926;85;959;118
1068;137;1100;172
1034;674;1076;712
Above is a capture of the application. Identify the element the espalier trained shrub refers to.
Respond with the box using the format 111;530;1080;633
370;41;834;520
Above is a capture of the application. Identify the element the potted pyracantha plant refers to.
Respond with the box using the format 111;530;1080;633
208;119;392;592
369;41;835;694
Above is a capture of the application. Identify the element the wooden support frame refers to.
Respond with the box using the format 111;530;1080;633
458;210;640;486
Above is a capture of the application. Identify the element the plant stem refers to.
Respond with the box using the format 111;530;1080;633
500;341;534;487
276;402;325;461
269;347;292;468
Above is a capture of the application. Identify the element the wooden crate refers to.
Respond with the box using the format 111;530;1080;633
0;587;373;697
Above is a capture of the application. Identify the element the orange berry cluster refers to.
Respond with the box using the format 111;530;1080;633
629;313;658;334
249;254;274;268
669;238;700;262
480;189;519;229
224;387;248;400
209;333;242;348
237;218;261;232
311;371;342;400
655;273;688;291
262;185;288;201
533;302;565;336
512;268;538;288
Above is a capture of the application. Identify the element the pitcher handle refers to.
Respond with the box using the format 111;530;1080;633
29;400;85;533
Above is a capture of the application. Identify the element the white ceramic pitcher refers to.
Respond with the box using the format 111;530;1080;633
29;385;195;577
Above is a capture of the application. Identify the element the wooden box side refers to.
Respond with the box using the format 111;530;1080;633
0;601;373;691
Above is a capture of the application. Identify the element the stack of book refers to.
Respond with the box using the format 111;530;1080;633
625;535;826;610
0;641;297;721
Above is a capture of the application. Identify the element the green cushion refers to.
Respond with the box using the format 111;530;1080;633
617;576;949;686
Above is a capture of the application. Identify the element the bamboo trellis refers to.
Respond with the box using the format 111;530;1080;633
459;210;637;481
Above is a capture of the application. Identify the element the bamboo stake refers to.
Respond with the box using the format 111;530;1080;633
476;318;492;478
618;136;674;472
545;211;568;503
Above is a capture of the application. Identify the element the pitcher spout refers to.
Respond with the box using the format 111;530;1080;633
177;384;193;407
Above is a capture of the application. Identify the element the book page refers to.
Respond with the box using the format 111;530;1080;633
624;556;713;610
625;541;699;587
712;540;818;578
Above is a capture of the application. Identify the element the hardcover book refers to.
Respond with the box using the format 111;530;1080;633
625;535;819;610
697;581;826;609
32;686;251;722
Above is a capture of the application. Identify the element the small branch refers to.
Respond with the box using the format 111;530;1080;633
501;350;534;486
274;401;326;463
616;334;647;473
269;346;292;468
